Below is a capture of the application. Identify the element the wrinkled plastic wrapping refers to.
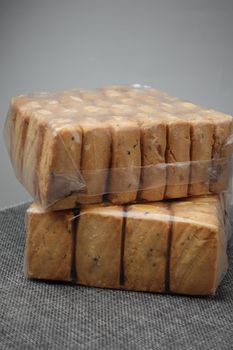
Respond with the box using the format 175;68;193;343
25;194;230;296
4;86;233;210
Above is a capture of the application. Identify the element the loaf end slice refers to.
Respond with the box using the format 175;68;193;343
26;203;73;281
37;123;83;207
170;197;227;295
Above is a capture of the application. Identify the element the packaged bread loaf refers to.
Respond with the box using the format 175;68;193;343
25;194;229;296
5;86;233;209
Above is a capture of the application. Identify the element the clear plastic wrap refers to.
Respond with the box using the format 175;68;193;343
25;194;230;296
4;85;233;209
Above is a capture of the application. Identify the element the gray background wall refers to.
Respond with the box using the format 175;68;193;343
0;0;232;208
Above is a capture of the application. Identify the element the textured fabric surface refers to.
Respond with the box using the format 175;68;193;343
0;203;233;350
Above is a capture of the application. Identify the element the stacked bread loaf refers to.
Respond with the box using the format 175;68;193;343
5;85;233;296
5;86;233;209
26;195;229;296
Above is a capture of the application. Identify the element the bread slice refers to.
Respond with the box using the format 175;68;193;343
76;205;123;288
188;118;214;195
139;119;167;201
207;112;233;192
165;117;191;199
10;99;66;200
108;120;141;204
8;97;45;191
170;101;215;196
124;203;170;292
169;196;228;295
6;95;31;177
26;203;73;281
37;121;83;207
22;112;53;200
75;120;111;204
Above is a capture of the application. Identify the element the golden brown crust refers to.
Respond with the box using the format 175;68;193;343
20;115;47;198
8;97;34;184
8;96;30;162
10;111;30;181
11;100;56;199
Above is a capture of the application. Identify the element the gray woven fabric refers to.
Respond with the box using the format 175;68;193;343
0;203;233;350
